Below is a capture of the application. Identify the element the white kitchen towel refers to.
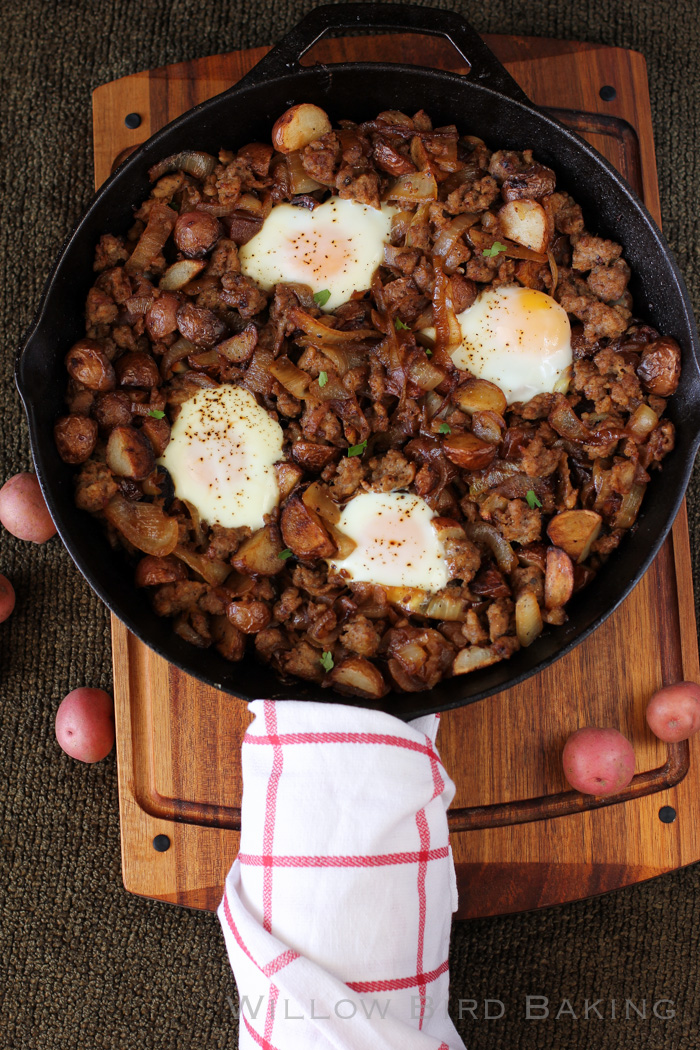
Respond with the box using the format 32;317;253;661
218;699;466;1049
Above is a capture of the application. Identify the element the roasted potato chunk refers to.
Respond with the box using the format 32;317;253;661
272;103;332;154
173;211;222;258
115;351;161;389
327;656;389;699
547;510;602;564
65;339;115;392
232;522;287;576
499;198;550;254
106;425;156;480
544;547;574;609
54;415;98;464
281;497;337;560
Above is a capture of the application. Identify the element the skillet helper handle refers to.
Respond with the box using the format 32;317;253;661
237;1;531;104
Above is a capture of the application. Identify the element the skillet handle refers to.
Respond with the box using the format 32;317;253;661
237;2;531;104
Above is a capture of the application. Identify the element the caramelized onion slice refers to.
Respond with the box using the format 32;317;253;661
268;357;311;399
386;170;438;202
615;482;646;529
465;521;518;574
149;151;217;181
626;404;659;441
292;309;380;346
286;150;323;194
515;591;543;647
432;213;479;267
173;545;231;586
125;203;177;275
104;495;179;556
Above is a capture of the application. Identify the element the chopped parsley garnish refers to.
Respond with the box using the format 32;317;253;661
318;370;328;388
526;489;542;509
313;289;331;307
278;548;293;560
482;241;507;258
319;651;334;672
148;409;166;419
394;318;410;331
438;422;452;435
347;440;368;457
425;346;433;357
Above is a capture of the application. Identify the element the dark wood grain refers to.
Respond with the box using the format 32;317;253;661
99;32;700;918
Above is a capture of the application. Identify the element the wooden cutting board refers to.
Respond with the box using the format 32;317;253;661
95;31;700;917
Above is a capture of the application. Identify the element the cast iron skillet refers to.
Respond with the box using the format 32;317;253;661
16;4;700;718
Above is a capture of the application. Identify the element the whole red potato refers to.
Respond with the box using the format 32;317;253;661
0;573;15;622
0;473;56;543
646;682;700;742
55;688;115;763
562;726;635;796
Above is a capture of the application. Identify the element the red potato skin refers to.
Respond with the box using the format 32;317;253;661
0;574;15;623
0;473;57;543
55;688;115;763
646;682;700;742
562;726;635;796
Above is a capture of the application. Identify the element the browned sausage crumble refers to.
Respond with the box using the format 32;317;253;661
56;106;680;699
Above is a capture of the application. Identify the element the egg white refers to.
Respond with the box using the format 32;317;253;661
238;197;396;311
328;491;449;591
158;384;283;530
424;285;573;404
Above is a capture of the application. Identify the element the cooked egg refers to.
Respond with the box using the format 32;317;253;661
425;285;572;404
158;385;283;530
238;197;396;311
328;491;448;591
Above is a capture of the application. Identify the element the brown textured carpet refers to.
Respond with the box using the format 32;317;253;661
2;1;700;1047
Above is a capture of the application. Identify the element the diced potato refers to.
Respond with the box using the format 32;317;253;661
442;431;497;470
280;496;336;559
431;517;467;543
453;645;502;675
547;510;602;564
515;590;543;647
498;199;550;254
275;461;304;502
292;443;339;474
159;259;206;291
232;522;286;576
271;103;332;154
106;425;155;481
452;377;507;416
544;547;574;610
328;656;389;700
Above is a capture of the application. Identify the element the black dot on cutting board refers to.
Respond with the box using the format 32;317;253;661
599;85;617;102
153;834;171;852
125;112;142;129
658;805;677;824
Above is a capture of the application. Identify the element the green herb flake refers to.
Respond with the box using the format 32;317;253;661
438;422;452;435
318;370;328;388
319;651;334;672
394;318;410;331
425;347;433;357
278;548;293;560
149;409;166;419
313;289;331;307
525;489;542;509
347;440;368;457
482;241;507;258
